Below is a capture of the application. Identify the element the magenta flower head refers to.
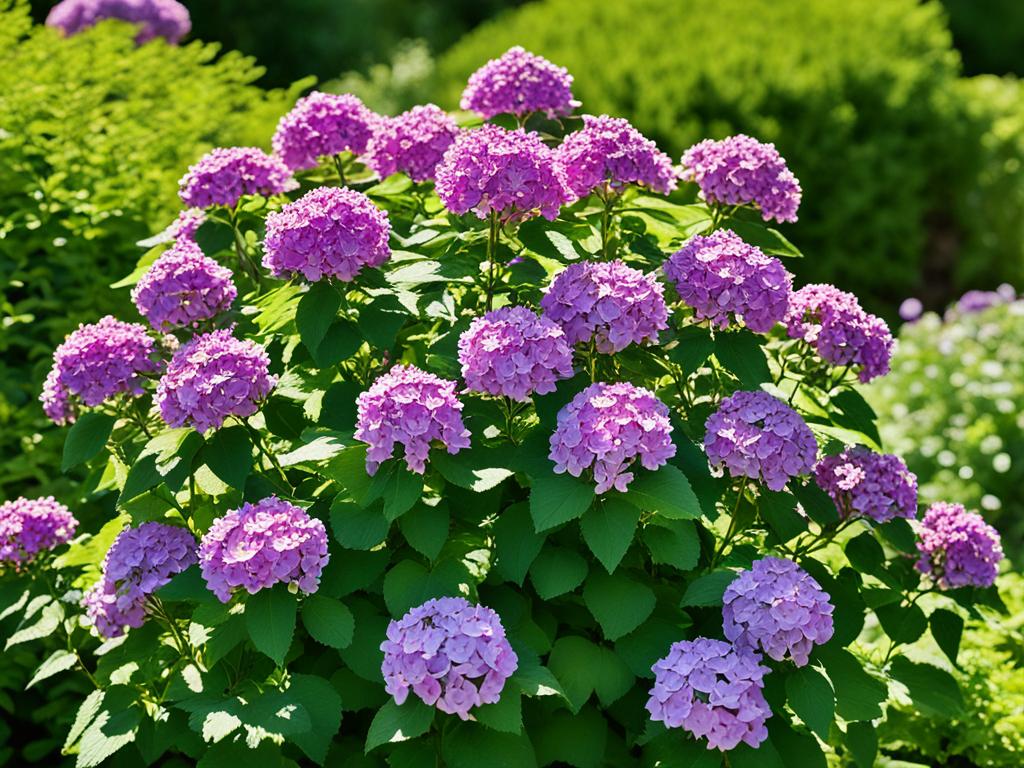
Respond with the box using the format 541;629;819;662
541;260;668;353
41;315;158;425
380;597;519;720
647;637;771;751
355;365;471;475
131;239;236;331
723;557;835;667
460;45;579;120
434;124;573;222
156;329;277;433
0;497;77;568
272;91;376;172
178;147;295;209
681;134;802;224
262;186;391;282
815;447;918;523
458;306;574;401
704;390;817;491
916;502;1003;589
46;0;190;44
665;229;793;333
83;522;197;639
365;104;460;183
549;382;675;493
198;496;329;603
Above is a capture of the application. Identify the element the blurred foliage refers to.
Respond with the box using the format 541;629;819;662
326;39;438;115
942;0;1024;76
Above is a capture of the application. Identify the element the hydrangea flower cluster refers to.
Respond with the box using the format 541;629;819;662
380;597;519;720
549;382;675;493
0;497;78;567
953;286;1016;317
915;502;1003;589
541;260;668;353
681;134;802;223
704;390;817;491
178;147;295;209
365;104;460;183
815;447;918;523
82;522;197;639
646;637;771;751
272;92;376;172
664;229;793;333
458;306;574;401
355;365;471;475
434;124;572;222
198;496;330;603
46;0;191;44
460;45;579;120
156;329;277;433
131;239;236;331
168;208;206;243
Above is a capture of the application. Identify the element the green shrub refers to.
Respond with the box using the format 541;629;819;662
942;0;1024;76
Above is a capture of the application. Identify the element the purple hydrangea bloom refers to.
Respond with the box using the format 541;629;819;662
178;147;295;209
664;229;792;333
0;497;78;567
355;365;471;475
156;329;277;433
549;382;676;493
458;306;574;401
198;496;329;603
272;92;377;172
262;186;392;282
541;260;668;353
647;637;771;751
916;502;1003;589
380;597;519;720
46;0;190;44
681;134;802;224
723;557;835;666
704;390;817;491
365;104;460;183
460;45;579;119
83;522;197;639
815;447;918;523
131;239;236;331
434;124;573;222
898;297;923;323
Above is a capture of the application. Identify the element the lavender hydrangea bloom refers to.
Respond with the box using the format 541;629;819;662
365;104;460;183
178;147;295;209
0;497;78;567
549;382;675;493
916;502;1003;589
460;45;579;119
83;522;197;639
815;447;918;523
681;134;802;223
664;229;793;333
156;329;277;433
541;260;668;353
380;597;519;720
46;0;190;44
898;297;923;323
131;239;236;331
704;390;817;491
198;496;329;603
355;365;471;475
272;92;376;172
647;637;771;751
262;186;392;282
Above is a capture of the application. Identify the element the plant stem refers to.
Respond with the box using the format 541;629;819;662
332;154;348;186
245;421;291;490
711;480;748;567
600;189;616;260
485;211;500;311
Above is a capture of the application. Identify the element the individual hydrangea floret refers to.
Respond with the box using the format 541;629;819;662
681;134;802;223
898;297;924;323
916;502;1003;589
460;45;579;119
541;260;668;353
0;497;78;568
647;637;771;751
178;147;295;209
815;447;918;523
46;0;190;44
262;186;392;282
380;597;519;720
131;239;236;331
664;229;793;333
156;329;277;433
272;92;376;172
458;306;574;401
549;382;675;493
365;104;460;183
355;365;471;475
704;390;817;491
198;496;329;603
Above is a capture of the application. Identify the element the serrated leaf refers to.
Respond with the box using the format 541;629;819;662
580;498;640;573
288;673;343;765
680;569;736;607
27;649;77;689
529;546;588;599
399;503;450;560
816;646;887;721
295;282;342;356
365;699;434;753
785;666;834;741
547;635;633;713
200;425;252;489
245;585;296;665
643;519;700;571
494;503;546;585
362;462;423;521
529;473;594;532
62;412;116;472
330;497;389;550
714;331;771;388
583;571;656;641
845;721;877;768
302;595;355;649
623;464;700;520
475;688;523;734
890;657;963;717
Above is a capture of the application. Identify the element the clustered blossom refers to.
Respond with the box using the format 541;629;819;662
272;92;376;172
0;497;78;567
549;382;675;493
458;306;574;401
664;229;792;333
541;260;668;353
916;502;1003;589
434;124;573;222
681;134;802;223
647;637;771;751
178;147;295;209
380;597;519;720
156;329;277;432
815;447;918;523
460;45;579;120
704;390;817;491
83;522;197;639
355;365;471;475
953;286;1016;317
131;239;236;331
46;0;190;44
167;208;205;243
365;104;460;183
198;496;329;603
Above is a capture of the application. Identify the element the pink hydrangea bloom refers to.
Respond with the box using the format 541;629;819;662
178;147;295;209
365;104;460;183
460;46;579;119
272;92;377;171
0;497;78;567
815;447;918;523
131;239;236;331
46;0;190;44
916;502;1003;589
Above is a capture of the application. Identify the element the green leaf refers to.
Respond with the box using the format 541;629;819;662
623;464;701;520
785;666;835;741
583;571;656;641
62;412;116;472
723;215;802;258
365;699;434;753
877;517;918;554
714;330;771;388
383;559;467;617
729;739;785;768
529;546;588;600
680;569;736;607
531;705;607;768
667;325;715;376
26;649;77;689
889;657;963;717
288;673;343;765
875;601;927;644
547;636;634;713
643;519;700;571
65;690;104;752
441;725;537;768
295;282;342;356
580;497;640;573
157;567;217;604
793;481;840;526
929;608;964;666
6;599;63;649
616;616;693;679
829;388;881;447
245;585;297;665
312;320;363;368
77;704;140;768
362;462;423;521
760;490;807;543
194;219;234;255
529;473;595;532
816;646;887;721
399;502;450;560
358;301;407;350
493;503;546;585
510;652;567;700
302;595;355;649
330;497;389;550
200;426;252;489
322;445;375;501
845;721;878;768
475;688;523;734
845;531;886;574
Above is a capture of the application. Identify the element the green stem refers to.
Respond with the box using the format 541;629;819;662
246;422;291;490
485;211;500;311
600;190;615;260
332;154;348;186
711;480;749;567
